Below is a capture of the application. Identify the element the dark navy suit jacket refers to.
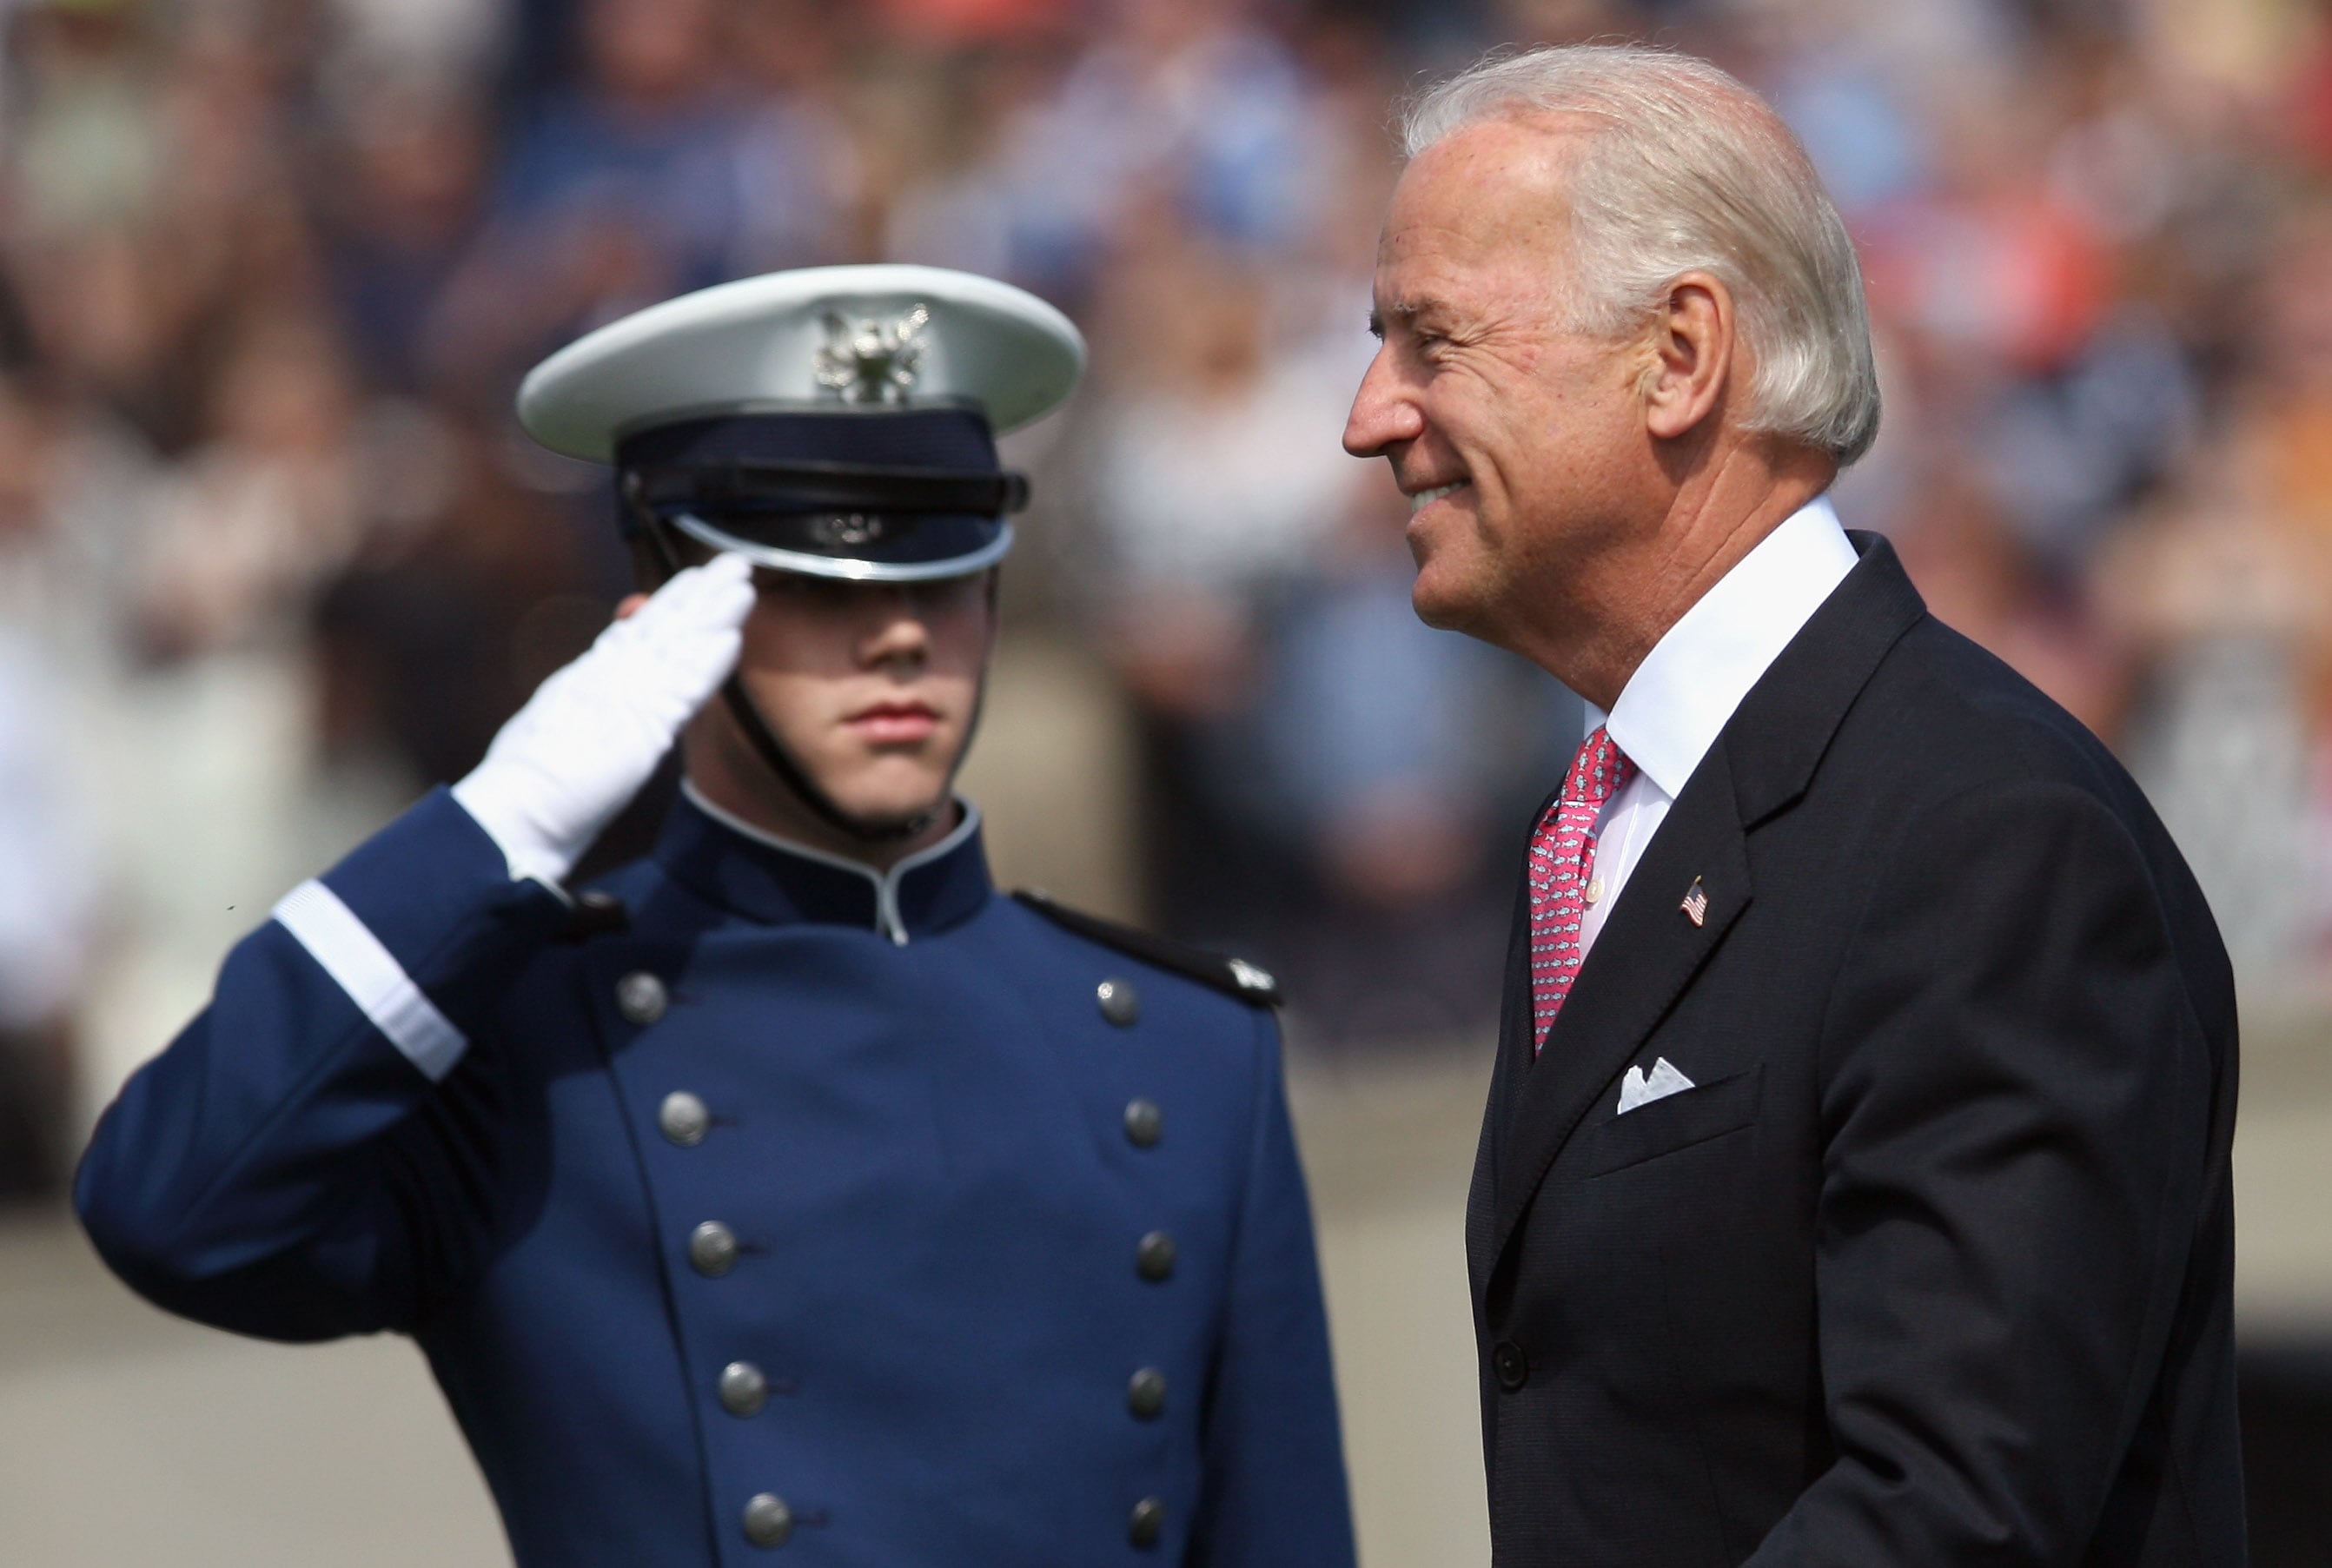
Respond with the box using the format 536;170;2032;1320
78;791;1355;1567
1468;537;2244;1565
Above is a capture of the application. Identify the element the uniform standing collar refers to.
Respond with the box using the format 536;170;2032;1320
659;781;991;943
1594;494;1858;799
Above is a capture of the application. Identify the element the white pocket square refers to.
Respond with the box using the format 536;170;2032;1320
1616;1057;1695;1115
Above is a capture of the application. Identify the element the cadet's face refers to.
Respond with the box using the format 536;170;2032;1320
699;569;995;841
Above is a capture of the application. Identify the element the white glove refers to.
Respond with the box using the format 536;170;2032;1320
453;552;755;886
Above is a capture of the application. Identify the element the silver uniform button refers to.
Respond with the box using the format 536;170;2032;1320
741;1492;792;1547
1136;1230;1176;1282
719;1360;769;1417
616;970;668;1025
1096;976;1140;1027
659;1090;710;1148
1128;1495;1166;1550
1123;1098;1163;1148
688;1221;739;1277
1128;1366;1167;1420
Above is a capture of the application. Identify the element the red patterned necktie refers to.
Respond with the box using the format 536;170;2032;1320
1527;725;1637;1055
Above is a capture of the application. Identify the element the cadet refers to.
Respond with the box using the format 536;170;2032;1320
76;266;1356;1567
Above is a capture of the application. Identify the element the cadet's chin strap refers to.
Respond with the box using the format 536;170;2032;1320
625;481;944;847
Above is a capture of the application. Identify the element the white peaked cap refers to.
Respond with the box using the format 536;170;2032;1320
516;264;1088;463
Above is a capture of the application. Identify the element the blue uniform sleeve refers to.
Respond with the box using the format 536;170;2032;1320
75;788;571;1341
1188;1010;1358;1567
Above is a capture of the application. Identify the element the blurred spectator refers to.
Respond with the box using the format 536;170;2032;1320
427;0;763;394
130;309;369;661
0;371;104;1199
2101;420;2332;980
311;407;610;792
728;0;869;271
1891;466;2132;742
881;37;1083;285
885;0;1323;306
1250;483;1580;1045
0;366;153;666
316;67;494;394
321;0;510;85
0;628;93;1200
1083;241;1356;608
1069;238;1351;954
4;0;161;245
1070;236;1575;1042
871;0;1081;50
2097;194;2332;978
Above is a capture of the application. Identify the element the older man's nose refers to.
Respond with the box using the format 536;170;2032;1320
1343;351;1422;459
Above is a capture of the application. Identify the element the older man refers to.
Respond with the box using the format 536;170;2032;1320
1344;46;2243;1567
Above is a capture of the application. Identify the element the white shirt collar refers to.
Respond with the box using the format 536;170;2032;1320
1589;495;1858;799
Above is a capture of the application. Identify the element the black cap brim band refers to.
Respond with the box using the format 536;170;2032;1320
626;460;1029;518
664;508;1014;582
613;407;1020;579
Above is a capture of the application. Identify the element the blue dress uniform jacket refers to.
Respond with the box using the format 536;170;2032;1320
76;788;1355;1568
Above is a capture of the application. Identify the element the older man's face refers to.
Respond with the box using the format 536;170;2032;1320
1344;119;1653;647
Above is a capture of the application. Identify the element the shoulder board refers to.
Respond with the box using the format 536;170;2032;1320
557;888;631;942
1011;890;1282;1008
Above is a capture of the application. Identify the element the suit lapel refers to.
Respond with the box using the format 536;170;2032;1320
1490;741;1752;1260
1468;853;1541;1296
1478;531;1931;1272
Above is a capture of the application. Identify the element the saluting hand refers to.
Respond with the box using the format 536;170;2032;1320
452;553;755;885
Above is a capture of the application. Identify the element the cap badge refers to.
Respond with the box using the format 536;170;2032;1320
808;513;886;548
813;303;931;405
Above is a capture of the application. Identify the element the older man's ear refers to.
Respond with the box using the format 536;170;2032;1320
1639;271;1736;442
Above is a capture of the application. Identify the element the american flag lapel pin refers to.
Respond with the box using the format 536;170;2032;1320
1680;877;1709;927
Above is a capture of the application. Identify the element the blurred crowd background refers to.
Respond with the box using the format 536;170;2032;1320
8;0;2332;1560
3;0;2332;1198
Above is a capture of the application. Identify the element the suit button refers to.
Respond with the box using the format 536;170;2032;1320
1493;1340;1528;1392
1096;976;1140;1026
616;970;668;1025
1128;1495;1166;1550
689;1221;739;1277
719;1360;768;1417
741;1492;792;1547
1135;1230;1176;1282
1127;1366;1167;1419
1123;1098;1163;1148
659;1090;710;1147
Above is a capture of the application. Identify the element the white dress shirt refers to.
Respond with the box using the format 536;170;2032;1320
1577;496;1859;956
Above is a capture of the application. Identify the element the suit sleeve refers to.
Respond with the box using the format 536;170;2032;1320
1743;779;2227;1565
74;787;571;1341
1187;1009;1359;1568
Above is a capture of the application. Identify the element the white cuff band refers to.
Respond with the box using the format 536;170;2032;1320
272;880;468;1082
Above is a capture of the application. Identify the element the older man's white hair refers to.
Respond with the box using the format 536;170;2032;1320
1404;44;1881;466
